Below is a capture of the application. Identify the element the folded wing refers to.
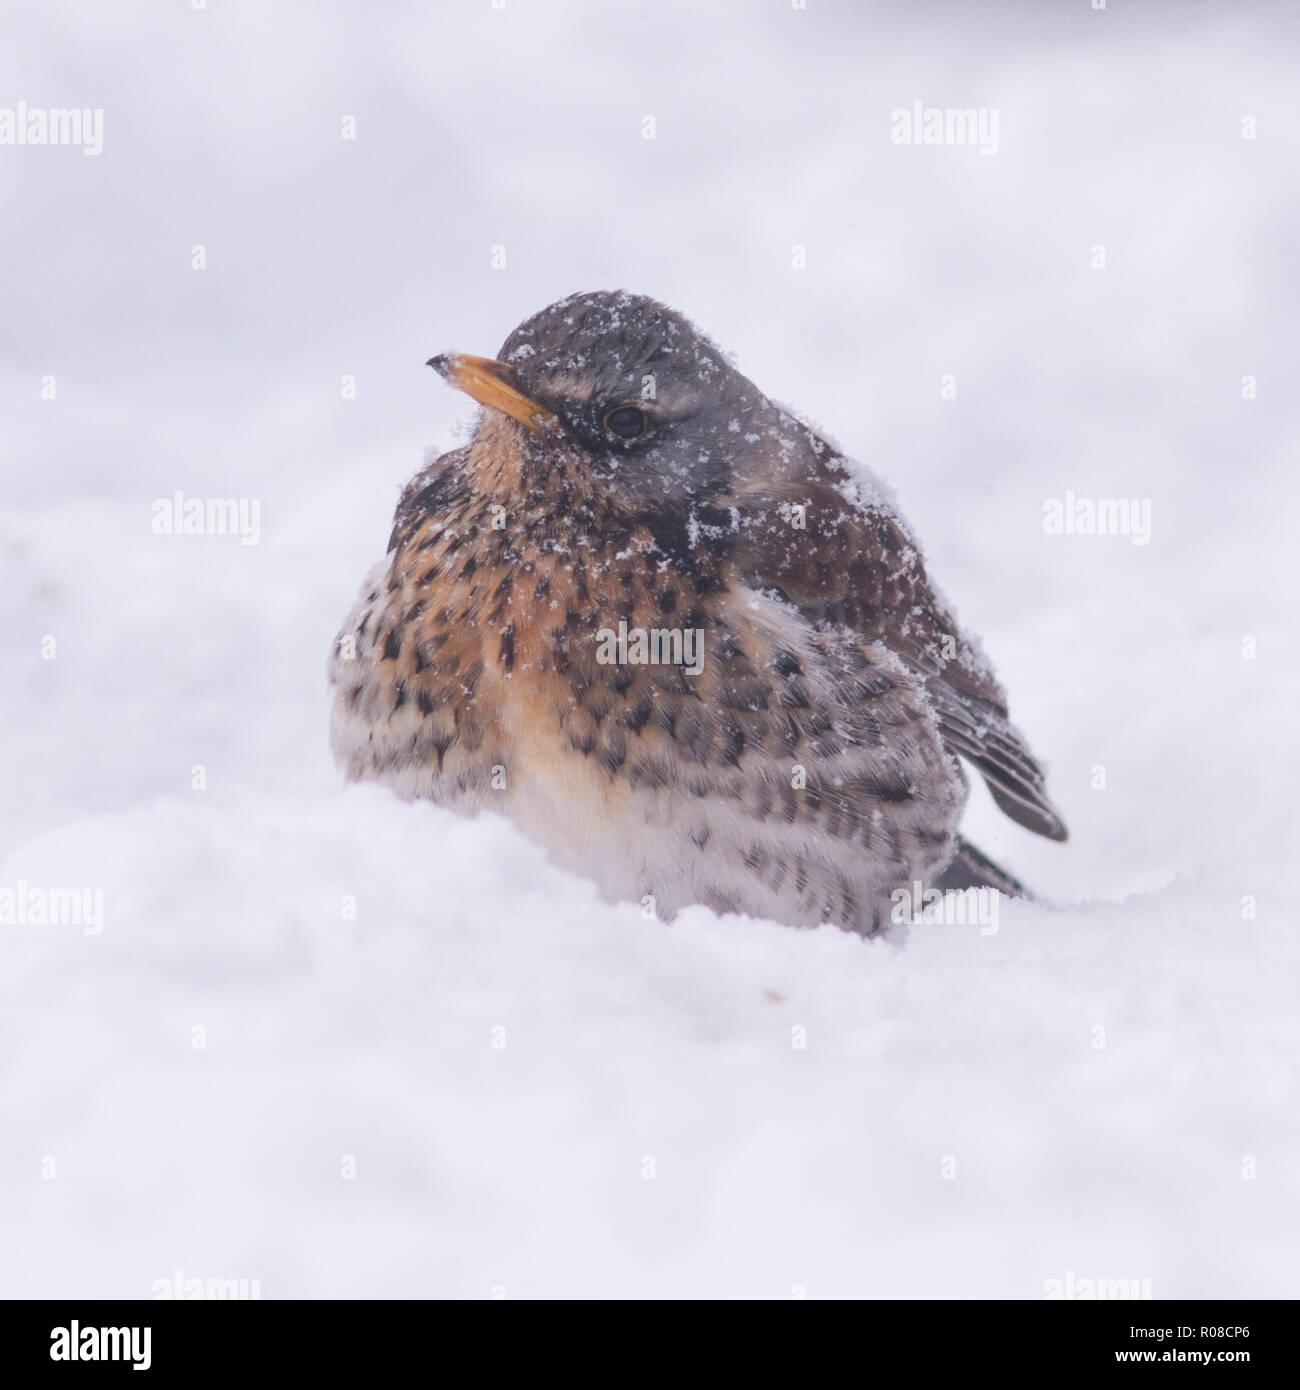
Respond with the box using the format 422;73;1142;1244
728;466;1068;843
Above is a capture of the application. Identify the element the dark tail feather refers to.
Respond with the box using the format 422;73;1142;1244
934;837;1030;899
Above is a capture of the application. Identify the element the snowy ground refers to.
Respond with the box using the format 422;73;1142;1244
2;1;1298;1298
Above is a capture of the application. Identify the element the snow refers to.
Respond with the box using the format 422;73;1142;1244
2;1;1298;1298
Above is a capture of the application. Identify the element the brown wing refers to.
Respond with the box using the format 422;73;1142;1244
727;467;1068;843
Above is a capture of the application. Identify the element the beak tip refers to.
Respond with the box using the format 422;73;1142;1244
423;351;550;433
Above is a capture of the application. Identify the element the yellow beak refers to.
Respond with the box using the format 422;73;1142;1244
426;352;554;434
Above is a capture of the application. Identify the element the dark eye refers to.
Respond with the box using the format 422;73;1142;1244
602;405;649;440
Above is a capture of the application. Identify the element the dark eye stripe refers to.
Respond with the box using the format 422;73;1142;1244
603;405;648;439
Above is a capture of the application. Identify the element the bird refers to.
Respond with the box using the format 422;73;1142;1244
329;290;1067;935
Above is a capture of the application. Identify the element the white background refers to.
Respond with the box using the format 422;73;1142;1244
2;0;1297;1297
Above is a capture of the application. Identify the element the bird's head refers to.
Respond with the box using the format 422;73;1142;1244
428;291;793;515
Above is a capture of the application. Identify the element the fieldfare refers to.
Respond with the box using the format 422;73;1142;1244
330;291;1067;934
